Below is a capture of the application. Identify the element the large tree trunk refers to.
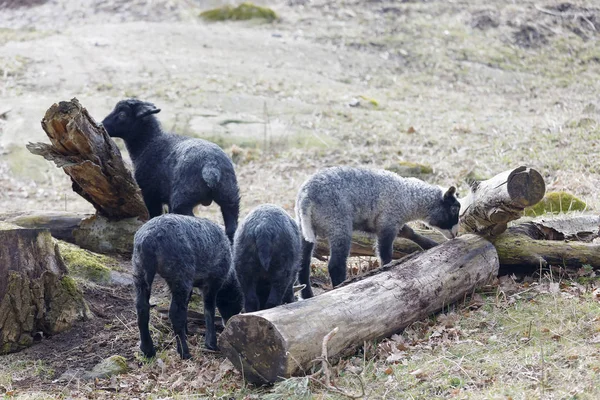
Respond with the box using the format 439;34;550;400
26;98;148;221
218;235;499;384
313;215;600;270
459;166;546;236
0;223;91;354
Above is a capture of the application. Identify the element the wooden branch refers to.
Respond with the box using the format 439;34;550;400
459;166;545;236
26;99;148;220
492;231;600;269
218;234;499;384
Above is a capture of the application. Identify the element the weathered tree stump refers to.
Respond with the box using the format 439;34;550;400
26;98;148;221
0;223;90;354
459;166;546;236
218;234;499;384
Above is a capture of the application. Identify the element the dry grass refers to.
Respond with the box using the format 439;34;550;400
3;271;597;399
1;0;600;398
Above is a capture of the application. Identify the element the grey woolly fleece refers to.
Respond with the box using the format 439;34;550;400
296;166;458;242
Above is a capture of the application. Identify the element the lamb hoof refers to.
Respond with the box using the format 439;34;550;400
205;343;219;352
141;347;156;359
180;352;193;360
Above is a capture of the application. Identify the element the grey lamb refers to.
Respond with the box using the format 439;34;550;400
233;204;302;312
295;166;461;298
102;99;240;242
133;214;243;359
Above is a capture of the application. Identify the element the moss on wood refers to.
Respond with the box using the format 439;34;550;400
525;191;588;216
57;242;113;285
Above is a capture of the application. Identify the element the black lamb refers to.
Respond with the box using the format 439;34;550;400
233;204;302;312
133;214;243;359
102;99;240;242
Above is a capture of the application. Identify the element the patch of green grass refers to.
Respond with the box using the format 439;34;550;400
200;2;277;22
386;161;433;177
359;95;379;108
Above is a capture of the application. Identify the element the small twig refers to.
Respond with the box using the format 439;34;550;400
534;5;564;18
310;129;330;148
308;327;365;399
115;314;135;333
310;327;338;382
309;372;366;399
441;355;474;383
581;16;597;32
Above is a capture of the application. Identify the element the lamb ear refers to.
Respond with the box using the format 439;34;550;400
443;186;457;201
136;103;161;119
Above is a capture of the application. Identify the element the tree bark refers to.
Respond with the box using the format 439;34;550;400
26;98;148;221
0;222;91;354
459;166;546;236
218;234;499;384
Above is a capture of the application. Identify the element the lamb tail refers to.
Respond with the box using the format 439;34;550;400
202;164;221;189
255;224;272;271
295;194;316;243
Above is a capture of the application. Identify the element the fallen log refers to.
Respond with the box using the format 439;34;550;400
313;214;600;270
1;211;598;269
493;215;600;269
0;211;143;254
26;98;148;221
459;166;545;236
218;234;499;384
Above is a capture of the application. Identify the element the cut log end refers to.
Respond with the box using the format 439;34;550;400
460;166;546;236
219;315;288;384
507;166;546;207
